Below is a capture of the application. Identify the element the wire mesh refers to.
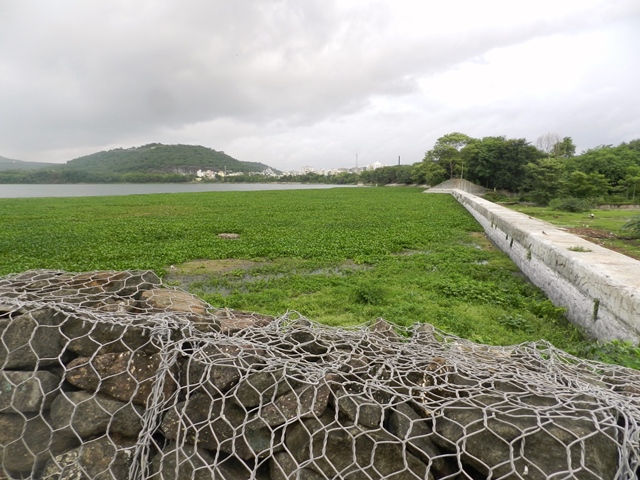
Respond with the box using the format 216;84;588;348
0;269;638;479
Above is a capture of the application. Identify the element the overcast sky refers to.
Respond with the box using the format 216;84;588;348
1;0;639;171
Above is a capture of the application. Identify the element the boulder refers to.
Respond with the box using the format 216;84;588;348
179;343;268;396
432;394;619;480
0;370;61;413
150;443;269;480
0;413;76;476
388;402;453;477
213;309;275;334
270;451;326;480
65;351;177;406
60;315;159;356
160;393;278;460
41;436;136;480
139;288;209;316
285;411;432;480
50;391;145;440
0;308;67;369
233;368;301;408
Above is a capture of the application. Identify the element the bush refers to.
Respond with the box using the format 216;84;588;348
548;197;594;213
573;341;640;370
353;281;388;305
622;215;640;236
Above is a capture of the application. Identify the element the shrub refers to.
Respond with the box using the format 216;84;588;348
573;341;640;370
353;281;387;305
622;215;640;236
548;197;594;213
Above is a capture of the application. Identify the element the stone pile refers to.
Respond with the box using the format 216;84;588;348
0;270;639;479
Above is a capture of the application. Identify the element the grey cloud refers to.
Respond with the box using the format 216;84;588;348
0;0;638;165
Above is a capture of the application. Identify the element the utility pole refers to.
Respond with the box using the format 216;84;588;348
398;156;400;165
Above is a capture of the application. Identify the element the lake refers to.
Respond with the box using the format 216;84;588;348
0;183;355;198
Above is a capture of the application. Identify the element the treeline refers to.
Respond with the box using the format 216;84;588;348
279;133;640;206
0;169;193;184
413;133;640;205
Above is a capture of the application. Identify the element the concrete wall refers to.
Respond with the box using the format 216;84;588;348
450;190;640;344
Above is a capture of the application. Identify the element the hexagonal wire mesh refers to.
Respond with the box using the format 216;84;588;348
0;269;638;479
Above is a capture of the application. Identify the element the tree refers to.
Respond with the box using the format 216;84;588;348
622;166;640;202
411;160;447;186
535;132;562;154
522;158;566;205
464;136;543;191
551;137;576;158
564;171;608;199
422;133;476;179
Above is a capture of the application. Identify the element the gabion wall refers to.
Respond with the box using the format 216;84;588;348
0;270;638;479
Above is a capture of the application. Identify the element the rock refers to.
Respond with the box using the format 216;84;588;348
284;329;329;356
388;402;453;477
160;393;277;459
65;351;177;406
369;317;403;342
285;411;431;480
432;394;619;480
0;371;61;413
270;451;326;480
50;391;144;440
0;308;67;369
150;443;268;480
233;368;301;408
333;385;384;428
41;436;136;480
60;315;159;356
253;380;331;427
0;413;76;476
179;343;267;396
66;270;162;297
0;270;161;305
214;309;274;334
139;289;209;316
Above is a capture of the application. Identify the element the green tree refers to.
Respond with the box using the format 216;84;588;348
522;158;566;205
551;137;576;158
411;160;447;186
465;136;543;191
564;171;608;199
423;132;476;180
622;166;640;202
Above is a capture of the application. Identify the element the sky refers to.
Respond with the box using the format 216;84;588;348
1;0;639;172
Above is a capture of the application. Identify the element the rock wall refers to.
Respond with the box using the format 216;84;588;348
1;270;639;479
452;190;640;344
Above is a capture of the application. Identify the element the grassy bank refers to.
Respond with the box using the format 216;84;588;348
505;204;640;260
0;187;611;357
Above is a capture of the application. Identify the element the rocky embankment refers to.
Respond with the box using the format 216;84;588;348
0;270;639;479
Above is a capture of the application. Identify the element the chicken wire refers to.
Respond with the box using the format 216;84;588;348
0;269;638;480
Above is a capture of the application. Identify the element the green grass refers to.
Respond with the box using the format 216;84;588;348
0;187;618;359
506;204;640;260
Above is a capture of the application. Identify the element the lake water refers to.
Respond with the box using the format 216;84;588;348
0;183;354;199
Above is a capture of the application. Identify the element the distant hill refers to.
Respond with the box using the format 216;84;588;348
0;155;56;171
66;144;276;175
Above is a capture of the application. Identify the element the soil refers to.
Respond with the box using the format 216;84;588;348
566;227;640;260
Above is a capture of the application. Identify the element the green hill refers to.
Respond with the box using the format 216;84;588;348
66;144;276;175
0;155;56;171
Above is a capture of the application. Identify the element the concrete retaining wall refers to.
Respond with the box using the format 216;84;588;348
450;190;640;344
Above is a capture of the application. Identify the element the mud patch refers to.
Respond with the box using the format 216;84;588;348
567;227;616;240
165;259;267;291
467;232;497;251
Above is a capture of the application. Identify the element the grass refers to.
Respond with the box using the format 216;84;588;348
506;204;640;260
0;187;635;365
